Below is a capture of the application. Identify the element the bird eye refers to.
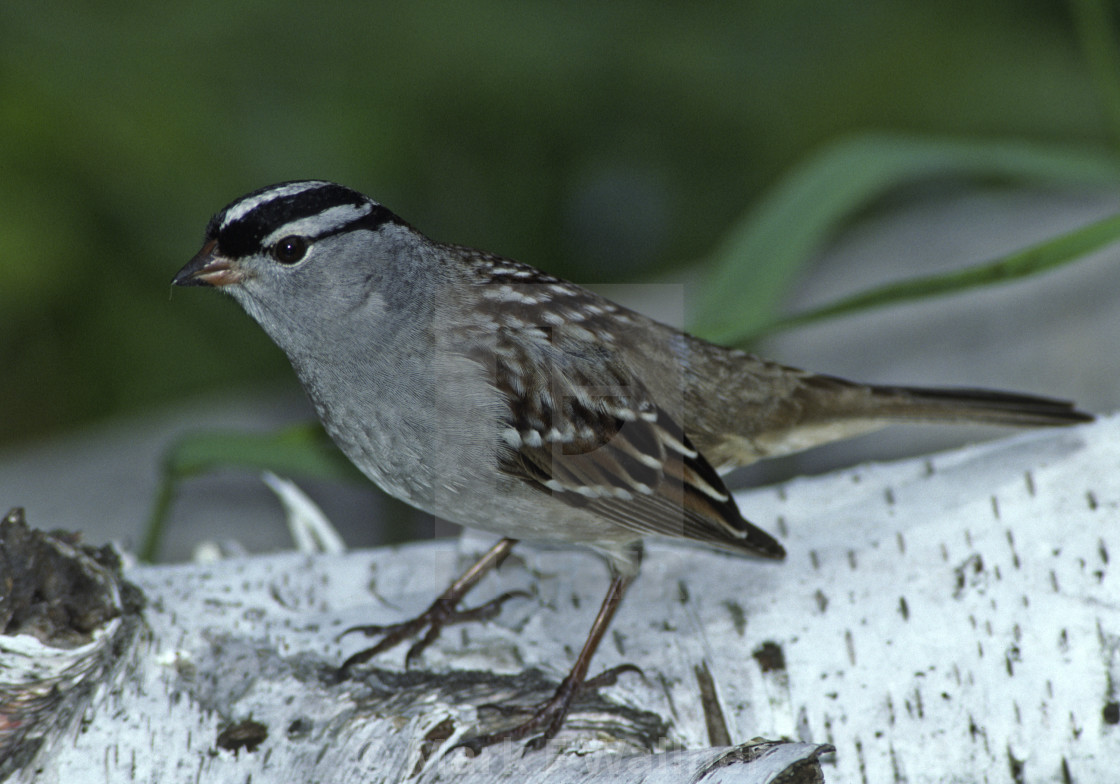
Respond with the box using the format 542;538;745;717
273;235;309;264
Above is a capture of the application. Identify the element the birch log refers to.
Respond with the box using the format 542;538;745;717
5;415;1119;783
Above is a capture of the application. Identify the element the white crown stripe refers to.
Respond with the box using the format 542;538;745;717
260;203;375;247
219;181;333;231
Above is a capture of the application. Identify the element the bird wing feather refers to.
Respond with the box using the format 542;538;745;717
466;313;785;560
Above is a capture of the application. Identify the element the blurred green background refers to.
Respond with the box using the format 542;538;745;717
0;0;1115;449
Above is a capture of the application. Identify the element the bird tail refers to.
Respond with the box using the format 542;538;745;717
700;369;1093;466
861;384;1093;427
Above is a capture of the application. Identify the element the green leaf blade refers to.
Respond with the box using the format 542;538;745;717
744;210;1120;341
693;133;1120;344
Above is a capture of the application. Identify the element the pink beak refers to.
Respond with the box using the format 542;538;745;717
172;240;244;287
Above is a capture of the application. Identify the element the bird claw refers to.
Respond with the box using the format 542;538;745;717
456;663;642;754
336;589;530;676
582;662;644;689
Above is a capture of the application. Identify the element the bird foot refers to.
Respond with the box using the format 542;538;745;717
337;588;530;675
456;663;643;754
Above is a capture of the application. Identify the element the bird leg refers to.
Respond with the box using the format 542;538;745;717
337;537;526;674
457;570;637;753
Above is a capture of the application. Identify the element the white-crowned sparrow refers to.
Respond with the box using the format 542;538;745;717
173;180;1092;750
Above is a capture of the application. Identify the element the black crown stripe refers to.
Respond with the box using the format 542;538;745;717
208;182;405;258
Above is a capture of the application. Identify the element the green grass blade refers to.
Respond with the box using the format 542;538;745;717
159;423;366;483
692;133;1120;345
736;210;1120;342
139;423;365;562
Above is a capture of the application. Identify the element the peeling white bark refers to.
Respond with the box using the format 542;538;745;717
8;415;1120;783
